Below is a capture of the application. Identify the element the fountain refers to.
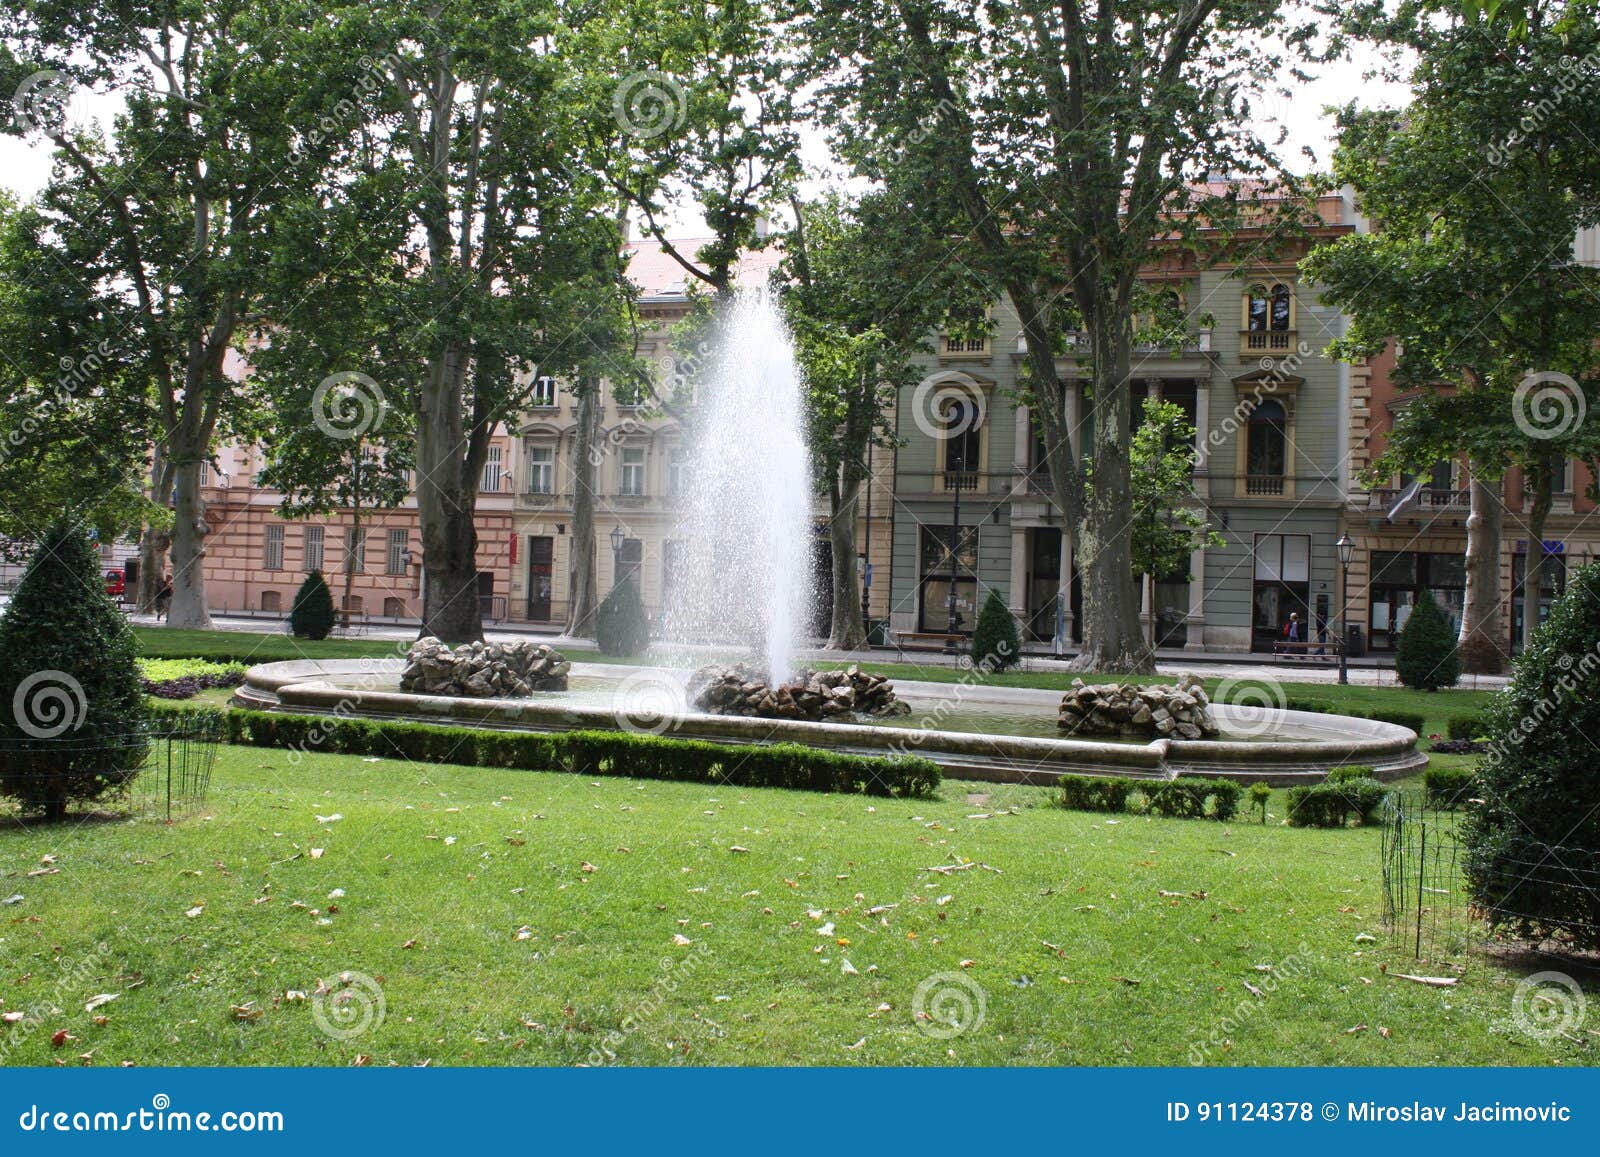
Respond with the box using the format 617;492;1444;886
660;292;813;683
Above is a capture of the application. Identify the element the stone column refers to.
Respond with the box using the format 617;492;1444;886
1184;545;1208;652
1057;528;1074;649
1192;378;1212;499
1009;525;1028;620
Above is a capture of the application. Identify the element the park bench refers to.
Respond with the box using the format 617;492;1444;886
893;630;969;654
1270;639;1343;664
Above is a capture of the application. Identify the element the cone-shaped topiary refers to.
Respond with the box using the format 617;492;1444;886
0;520;149;819
971;588;1020;671
1394;590;1460;690
1463;559;1600;948
290;570;336;640
596;574;649;656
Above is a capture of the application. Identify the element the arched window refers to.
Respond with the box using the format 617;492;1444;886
1270;283;1292;331
942;394;982;480
1246;399;1287;494
1246;285;1269;332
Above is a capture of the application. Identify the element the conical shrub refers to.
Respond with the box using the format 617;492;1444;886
1394;590;1460;691
290;570;336;640
971;588;1020;671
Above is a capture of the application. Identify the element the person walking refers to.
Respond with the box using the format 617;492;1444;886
1284;611;1301;644
155;573;173;621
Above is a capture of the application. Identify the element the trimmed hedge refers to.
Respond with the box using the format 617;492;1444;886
1286;778;1393;828
1281;697;1426;735
146;703;941;798
1424;765;1477;810
1447;713;1485;741
1325;765;1376;785
1056;774;1241;821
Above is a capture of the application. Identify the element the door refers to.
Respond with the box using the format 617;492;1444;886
526;535;553;621
477;570;496;621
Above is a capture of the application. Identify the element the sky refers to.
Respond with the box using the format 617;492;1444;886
0;43;1409;232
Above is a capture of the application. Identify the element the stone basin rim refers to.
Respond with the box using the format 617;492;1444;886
234;659;1424;786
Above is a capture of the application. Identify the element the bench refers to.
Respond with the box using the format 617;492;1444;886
1271;639;1343;663
333;610;370;636
894;630;969;654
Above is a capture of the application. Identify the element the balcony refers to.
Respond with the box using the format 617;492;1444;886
1244;474;1286;496
1367;487;1471;513
1033;328;1213;356
939;334;990;359
515;490;565;511
1239;329;1296;360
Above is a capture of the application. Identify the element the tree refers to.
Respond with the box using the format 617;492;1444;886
0;520;147;819
971;588;1021;671
1127;397;1226;648
596;574;650;657
0;2;345;626
803;0;1331;671
1393;590;1461;691
1304;1;1600;669
1464;558;1600;948
779;191;984;649
290;571;337;641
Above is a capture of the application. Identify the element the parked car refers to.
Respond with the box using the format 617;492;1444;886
104;569;125;597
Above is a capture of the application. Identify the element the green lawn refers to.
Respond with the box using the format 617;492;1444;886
0;744;1579;1067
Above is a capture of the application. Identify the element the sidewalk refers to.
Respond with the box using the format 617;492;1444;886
131;611;1512;690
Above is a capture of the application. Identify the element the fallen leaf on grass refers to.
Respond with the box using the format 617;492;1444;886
184;904;205;918
230;1003;264;1022
84;994;118;1013
1354;932;1377;943
1;895;22;906
1391;973;1457;987
844;1037;866;1051
580;861;598;873
959;959;976;969
314;814;342;824
308;848;325;860
671;934;693;946
401;939;418;950
1111;976;1141;986
50;1029;73;1048
1243;981;1265;999
1343;1023;1367;1035
3;1011;25;1024
729;846;750;854
1379;1026;1392;1038
841;960;858;976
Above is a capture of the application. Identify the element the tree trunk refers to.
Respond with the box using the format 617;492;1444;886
415;345;484;643
1522;463;1555;656
1458;466;1505;674
167;457;212;630
1069;312;1152;673
826;465;867;650
566;377;600;638
136;526;169;614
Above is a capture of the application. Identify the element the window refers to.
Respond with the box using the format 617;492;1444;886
386;529;408;575
264;524;284;570
260;590;281;613
1245;399;1287;494
341;594;364;614
942;394;981;484
1269;283;1291;330
1370;551;1467;652
530;375;557;408
941;305;990;356
666;447;687;496
1244;283;1293;332
1246;285;1270;332
304;525;324;573
525;444;554;494
197;459;210;486
344;528;366;574
383;596;406;618
918;525;980;633
482;445;502;493
620;447;645;496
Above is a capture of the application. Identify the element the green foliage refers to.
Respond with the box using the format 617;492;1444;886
1424;765;1478;810
1057;775;1134;814
1282;695;1427;734
595;575;650;657
1248;782;1273;823
1326;765;1376;785
1056;774;1240;822
1286;779;1393;828
1395;592;1461;691
146;704;940;799
1128;397;1225;582
1447;713;1486;740
1464;559;1600;947
0;521;149;817
289;571;336;641
971;589;1020;671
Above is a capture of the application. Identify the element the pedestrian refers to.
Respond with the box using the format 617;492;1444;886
156;573;173;621
1283;611;1300;644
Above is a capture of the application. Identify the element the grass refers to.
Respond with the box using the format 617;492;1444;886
134;627;409;664
0;745;1583;1067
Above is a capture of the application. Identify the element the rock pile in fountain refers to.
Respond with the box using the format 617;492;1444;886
1057;674;1219;740
688;663;911;721
399;637;570;698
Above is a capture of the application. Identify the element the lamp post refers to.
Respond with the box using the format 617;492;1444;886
610;525;626;593
1336;533;1354;686
946;401;967;647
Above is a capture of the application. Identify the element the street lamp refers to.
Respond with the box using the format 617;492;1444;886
945;399;968;648
610;525;626;592
1336;533;1355;686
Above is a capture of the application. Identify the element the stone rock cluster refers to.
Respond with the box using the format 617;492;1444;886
399;637;571;698
1057;673;1219;740
688;663;912;721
